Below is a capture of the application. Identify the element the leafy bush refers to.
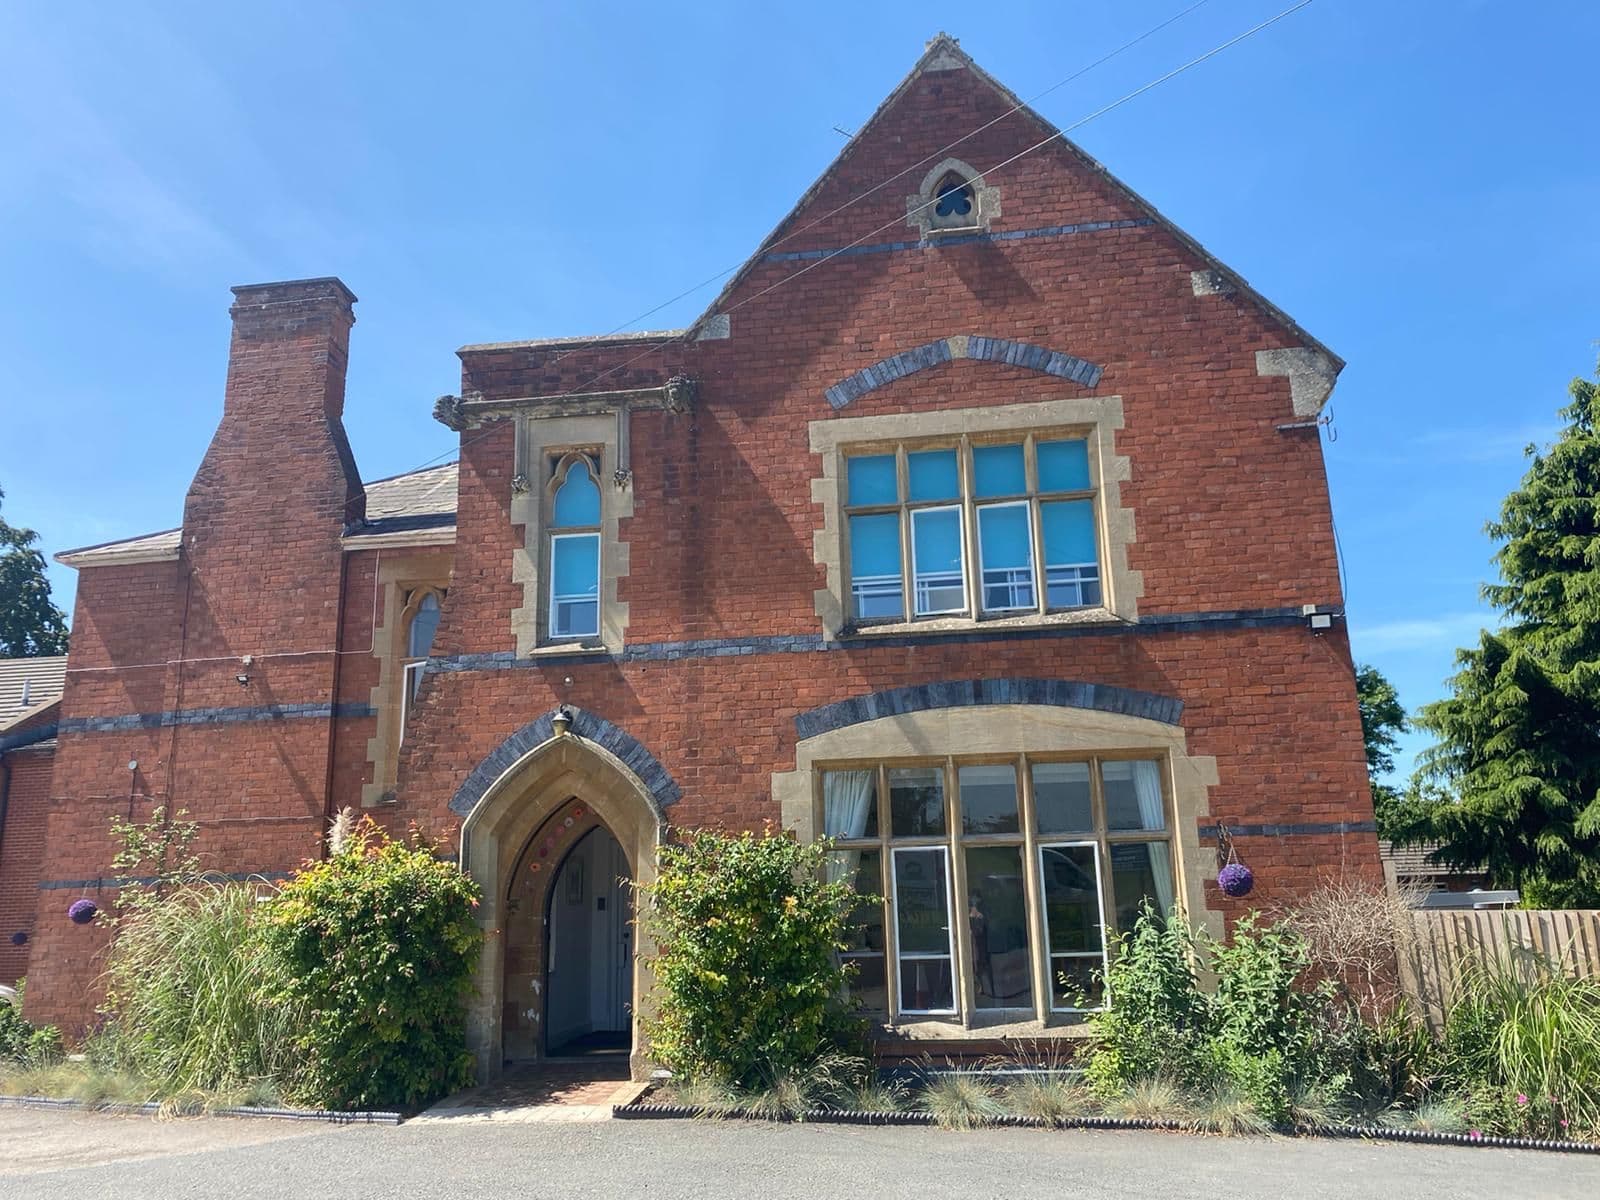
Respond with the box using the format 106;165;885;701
1082;908;1209;1094
0;982;63;1066
101;881;301;1094
1087;906;1343;1123
262;819;482;1111
638;829;865;1089
1442;953;1600;1136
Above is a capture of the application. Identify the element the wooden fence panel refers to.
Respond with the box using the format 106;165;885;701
1399;909;1600;1029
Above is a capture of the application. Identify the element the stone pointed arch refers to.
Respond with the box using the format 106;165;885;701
823;335;1103;410
905;156;1001;236
454;711;673;1081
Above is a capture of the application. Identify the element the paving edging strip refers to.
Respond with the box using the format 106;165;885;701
611;1101;1600;1154
0;1094;402;1125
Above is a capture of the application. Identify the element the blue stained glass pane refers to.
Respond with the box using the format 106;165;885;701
849;513;904;619
978;504;1032;570
1042;500;1097;564
913;507;962;572
908;449;960;501
849;513;901;576
973;444;1026;498
846;455;898;506
552;462;601;527
552;534;599;597
1038;439;1090;492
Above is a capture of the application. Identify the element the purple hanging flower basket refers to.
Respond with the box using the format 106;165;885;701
1217;862;1255;898
68;899;98;925
9;930;27;946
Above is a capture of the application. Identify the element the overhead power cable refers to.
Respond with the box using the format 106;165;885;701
399;0;1315;479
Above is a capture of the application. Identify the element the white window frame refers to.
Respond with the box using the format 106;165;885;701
548;531;601;640
890;844;958;1016
975;499;1037;614
909;504;967;617
1037;840;1111;1014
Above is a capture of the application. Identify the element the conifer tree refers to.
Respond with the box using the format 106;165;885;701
0;483;68;657
1415;368;1600;907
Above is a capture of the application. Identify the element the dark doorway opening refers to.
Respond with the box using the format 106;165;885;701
544;825;632;1059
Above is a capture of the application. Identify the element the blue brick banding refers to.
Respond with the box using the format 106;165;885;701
448;706;680;818
39;869;295;891
426;607;1317;677
57;702;375;735
761;217;1155;265
824;334;1103;410
794;677;1183;742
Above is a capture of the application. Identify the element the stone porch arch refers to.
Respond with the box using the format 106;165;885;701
455;709;673;1081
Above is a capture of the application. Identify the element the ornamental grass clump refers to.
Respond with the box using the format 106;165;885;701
1442;952;1600;1137
101;880;301;1096
262;816;482;1111
923;1069;1006;1130
637;828;866;1091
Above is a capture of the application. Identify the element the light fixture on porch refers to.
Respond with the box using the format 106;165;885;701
551;704;574;738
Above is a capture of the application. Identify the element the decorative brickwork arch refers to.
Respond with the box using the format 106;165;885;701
456;714;669;1081
823;335;1103;410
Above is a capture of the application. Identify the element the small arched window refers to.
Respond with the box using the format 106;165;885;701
548;454;602;640
401;588;445;738
907;158;995;238
408;592;441;660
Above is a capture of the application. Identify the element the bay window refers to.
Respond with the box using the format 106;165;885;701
842;434;1102;625
823;754;1175;1022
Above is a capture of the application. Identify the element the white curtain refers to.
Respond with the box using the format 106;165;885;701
1130;760;1175;914
822;770;874;884
823;771;874;838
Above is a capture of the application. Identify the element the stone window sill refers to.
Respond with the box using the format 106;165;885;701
871;1015;1095;1041
838;607;1129;640
527;641;610;659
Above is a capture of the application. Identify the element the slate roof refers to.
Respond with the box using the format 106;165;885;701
0;655;67;734
1380;840;1483;879
56;463;458;566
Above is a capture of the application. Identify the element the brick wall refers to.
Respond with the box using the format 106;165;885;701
0;701;58;985
22;50;1376;1034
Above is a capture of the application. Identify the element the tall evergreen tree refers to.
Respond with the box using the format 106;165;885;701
1355;663;1411;836
1415;368;1600;907
0;483;68;657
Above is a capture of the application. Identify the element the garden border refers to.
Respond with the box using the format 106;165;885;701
0;1094;402;1124
611;1099;1600;1155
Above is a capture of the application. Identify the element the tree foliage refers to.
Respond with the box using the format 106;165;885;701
0;484;68;657
1415;368;1600;906
1355;663;1412;838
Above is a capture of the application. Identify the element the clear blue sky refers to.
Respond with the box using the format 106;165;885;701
2;1;1597;782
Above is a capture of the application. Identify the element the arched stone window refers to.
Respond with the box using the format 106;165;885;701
399;587;446;738
906;158;1000;238
546;453;602;641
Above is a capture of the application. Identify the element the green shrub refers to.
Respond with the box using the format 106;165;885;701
0;983;63;1066
638;829;865;1089
1442;954;1600;1136
101;881;301;1094
1082;907;1209;1096
1086;905;1346;1124
262;821;482;1111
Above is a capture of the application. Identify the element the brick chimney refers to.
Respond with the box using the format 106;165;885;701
181;277;366;655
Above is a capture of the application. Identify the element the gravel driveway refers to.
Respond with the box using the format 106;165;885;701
2;1107;1597;1198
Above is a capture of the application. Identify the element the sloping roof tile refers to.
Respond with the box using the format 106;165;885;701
0;655;67;728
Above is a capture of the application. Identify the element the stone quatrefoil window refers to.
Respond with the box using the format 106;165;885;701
844;435;1102;624
931;172;976;229
906;158;998;238
547;453;603;640
822;754;1175;1020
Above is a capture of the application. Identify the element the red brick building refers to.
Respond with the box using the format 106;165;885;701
17;37;1377;1077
